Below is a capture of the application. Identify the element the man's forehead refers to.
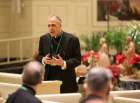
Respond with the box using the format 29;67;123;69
48;16;61;24
48;20;58;24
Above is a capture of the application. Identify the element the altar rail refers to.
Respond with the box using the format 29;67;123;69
0;36;40;65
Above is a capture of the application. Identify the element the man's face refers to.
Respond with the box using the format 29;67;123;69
48;18;61;37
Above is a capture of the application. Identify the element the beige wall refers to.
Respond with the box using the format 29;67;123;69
1;0;138;39
0;0;32;39
11;0;32;38
32;0;108;37
0;0;10;39
0;0;109;40
0;0;140;58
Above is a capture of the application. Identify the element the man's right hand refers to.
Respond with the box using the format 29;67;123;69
42;54;52;65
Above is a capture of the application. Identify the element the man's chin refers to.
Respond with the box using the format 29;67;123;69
50;33;55;37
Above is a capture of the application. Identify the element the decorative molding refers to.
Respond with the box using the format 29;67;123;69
0;7;10;33
74;5;89;26
36;5;51;26
35;4;68;27
51;5;68;27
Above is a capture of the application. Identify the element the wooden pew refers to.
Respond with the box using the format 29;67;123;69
110;90;140;103
0;72;62;95
0;82;20;99
0;81;62;99
37;93;82;103
0;72;21;84
113;97;140;103
110;90;140;99
37;81;62;95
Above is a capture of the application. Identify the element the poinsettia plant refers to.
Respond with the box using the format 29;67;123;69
82;50;99;66
80;32;100;66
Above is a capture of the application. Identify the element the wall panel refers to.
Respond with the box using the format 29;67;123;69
0;0;10;39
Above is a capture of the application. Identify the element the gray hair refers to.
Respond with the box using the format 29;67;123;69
22;61;45;86
49;15;62;24
86;67;112;92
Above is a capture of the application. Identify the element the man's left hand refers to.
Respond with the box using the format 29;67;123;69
52;54;64;67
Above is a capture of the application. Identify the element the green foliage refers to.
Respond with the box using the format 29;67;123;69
105;28;127;53
80;33;100;52
104;30;114;47
127;24;140;53
80;23;140;54
134;35;140;54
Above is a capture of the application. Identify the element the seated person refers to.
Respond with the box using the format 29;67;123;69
83;67;113;102
6;61;45;103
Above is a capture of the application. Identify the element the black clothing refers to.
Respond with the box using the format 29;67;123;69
78;77;85;84
38;32;81;93
6;84;42;103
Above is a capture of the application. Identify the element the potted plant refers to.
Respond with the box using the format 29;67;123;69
80;32;100;66
105;28;127;54
104;28;127;64
127;23;140;54
80;32;100;52
127;24;140;78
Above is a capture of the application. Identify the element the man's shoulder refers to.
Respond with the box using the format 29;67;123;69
40;33;50;40
41;33;50;37
6;89;42;103
17;89;42;103
63;32;78;40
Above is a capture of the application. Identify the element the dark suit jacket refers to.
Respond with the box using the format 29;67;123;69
6;85;42;103
38;32;81;93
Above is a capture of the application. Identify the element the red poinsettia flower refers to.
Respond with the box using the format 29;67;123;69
115;53;125;64
82;51;90;62
109;65;120;78
92;52;100;62
128;54;140;64
82;50;100;65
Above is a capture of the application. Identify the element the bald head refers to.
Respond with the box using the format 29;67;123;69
22;61;45;86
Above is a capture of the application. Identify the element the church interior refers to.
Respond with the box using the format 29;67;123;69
0;0;140;103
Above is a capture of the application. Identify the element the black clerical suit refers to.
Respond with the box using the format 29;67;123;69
6;84;42;103
38;31;81;93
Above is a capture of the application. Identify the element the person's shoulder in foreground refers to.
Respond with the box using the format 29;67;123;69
80;95;106;103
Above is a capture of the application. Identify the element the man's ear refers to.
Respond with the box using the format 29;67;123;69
41;75;44;81
21;73;24;80
83;83;88;91
83;83;90;96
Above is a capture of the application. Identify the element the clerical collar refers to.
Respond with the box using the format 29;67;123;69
50;31;63;39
